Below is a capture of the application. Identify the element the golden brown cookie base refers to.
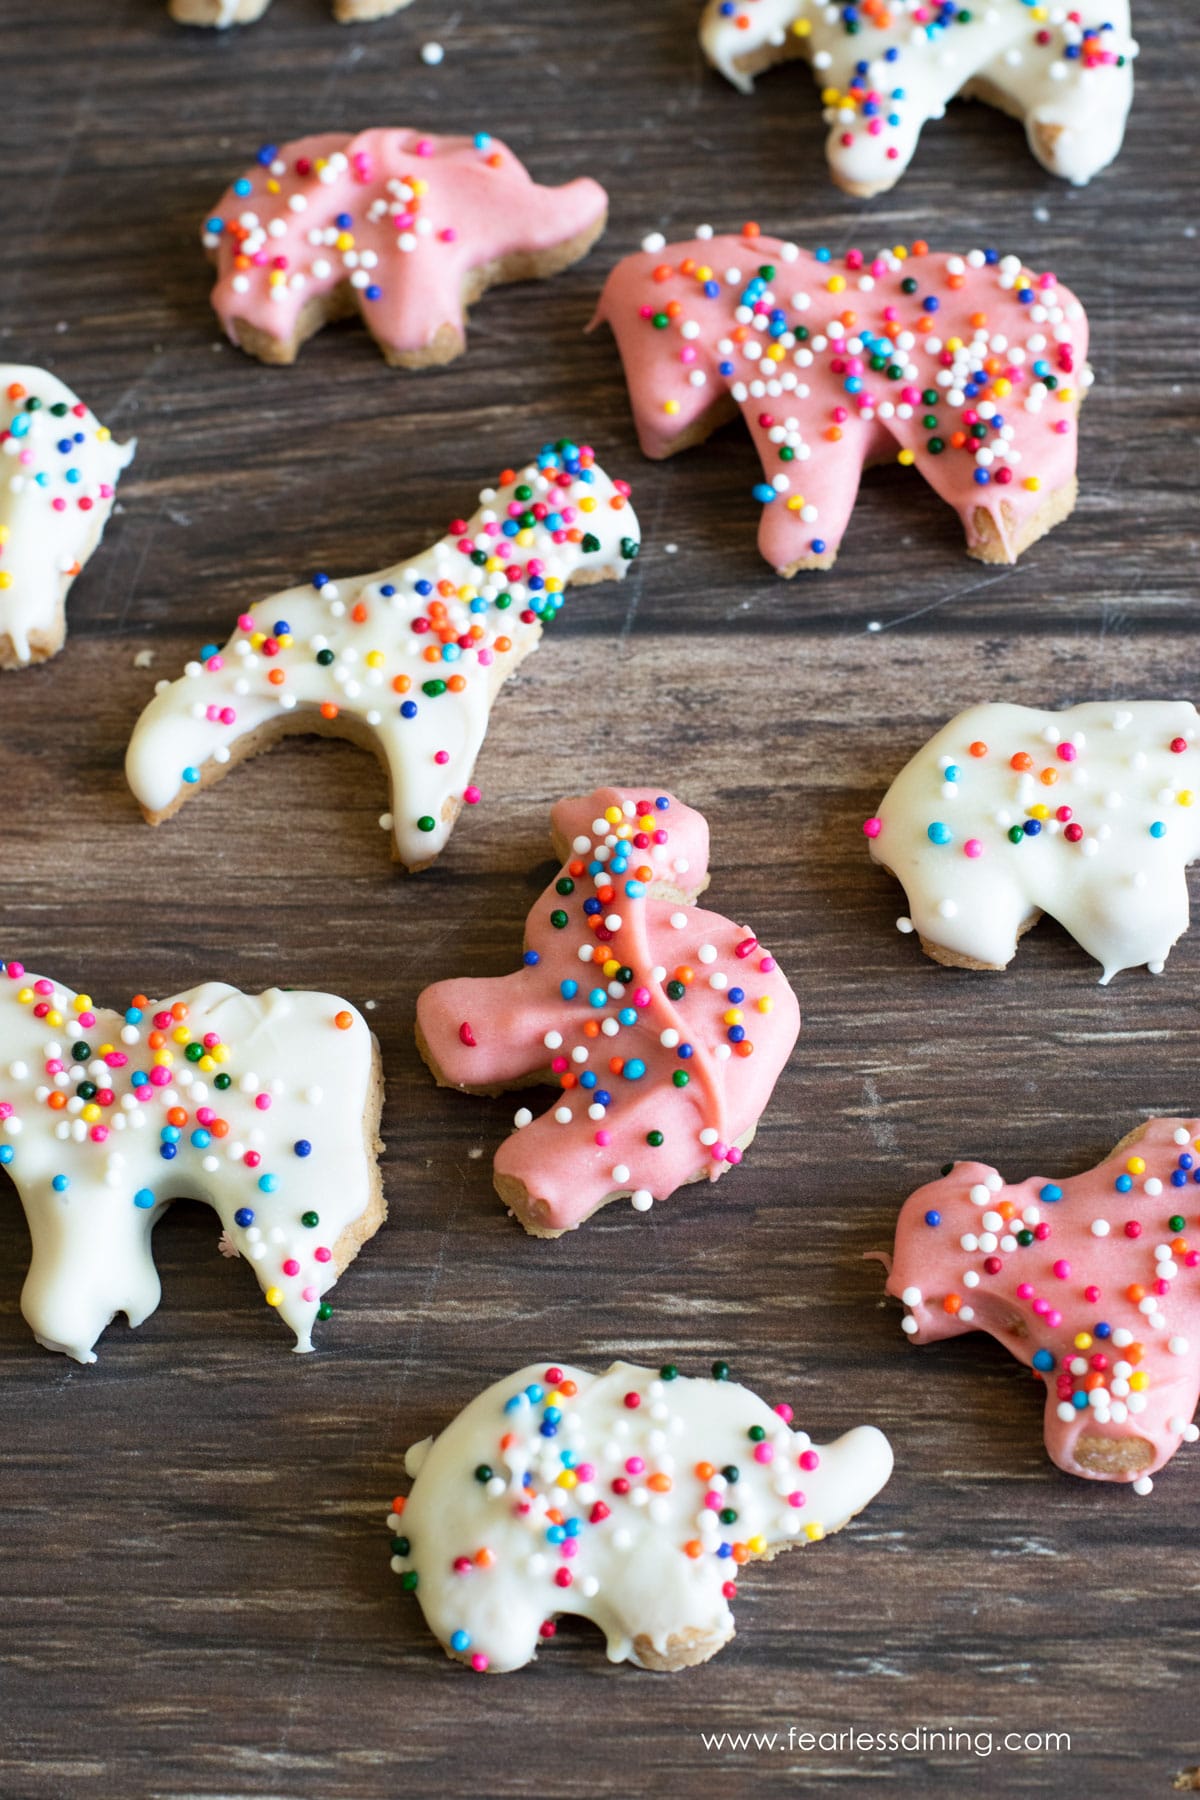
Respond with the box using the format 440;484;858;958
219;212;608;367
170;0;414;23
0;620;64;670
329;1032;388;1281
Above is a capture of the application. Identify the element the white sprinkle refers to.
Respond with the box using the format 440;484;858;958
420;40;444;64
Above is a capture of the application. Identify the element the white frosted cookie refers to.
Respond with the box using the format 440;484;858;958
125;444;639;872
0;959;384;1362
865;701;1200;982
169;0;415;26
700;0;1136;195
388;1359;893;1672
1;366;134;669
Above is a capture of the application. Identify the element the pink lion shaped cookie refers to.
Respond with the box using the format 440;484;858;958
416;787;801;1234
204;129;608;366
594;226;1089;571
887;1119;1200;1492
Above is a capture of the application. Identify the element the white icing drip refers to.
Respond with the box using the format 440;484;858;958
390;1360;892;1672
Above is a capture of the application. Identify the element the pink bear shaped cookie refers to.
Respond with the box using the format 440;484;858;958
594;226;1089;572
204;129;608;366
887;1118;1200;1492
416;787;801;1234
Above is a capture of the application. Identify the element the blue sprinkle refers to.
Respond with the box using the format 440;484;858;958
133;1189;155;1210
235;1207;255;1228
1040;1184;1062;1202
927;821;952;845
523;951;540;967
258;1173;278;1194
52;1174;69;1193
1032;1349;1054;1372
294;1140;312;1158
450;1630;471;1652
560;980;578;1001
924;1209;941;1227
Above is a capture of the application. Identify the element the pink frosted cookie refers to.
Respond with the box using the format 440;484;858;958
416;787;801;1235
388;1358;893;1673
886;1119;1200;1492
593;226;1089;571
171;0;413;24
126;445;639;872
1;365;134;669
203;129;607;366
700;0;1136;196
0;959;384;1363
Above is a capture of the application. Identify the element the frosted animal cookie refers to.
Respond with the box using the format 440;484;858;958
126;445;639;872
887;1119;1200;1490
864;702;1200;983
204;129;608;366
700;0;1136;196
388;1358;893;1671
594;227;1088;572
416;788;801;1234
0;958;384;1362
0;367;134;669
170;0;414;24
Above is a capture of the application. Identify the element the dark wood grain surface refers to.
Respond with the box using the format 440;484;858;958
2;2;1198;1796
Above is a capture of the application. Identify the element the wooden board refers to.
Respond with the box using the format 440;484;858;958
2;2;1198;1795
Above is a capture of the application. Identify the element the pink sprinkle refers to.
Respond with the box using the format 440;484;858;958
799;1450;820;1472
753;1443;773;1464
1052;1259;1070;1279
1016;1282;1034;1300
435;750;450;765
758;955;776;973
303;1285;318;1302
788;1490;806;1508
594;1130;611;1147
862;817;882;839
463;786;481;805
255;1093;271;1112
735;936;758;959
282;1259;300;1277
314;1246;332;1264
625;1456;644;1475
964;839;983;859
149;1066;171;1088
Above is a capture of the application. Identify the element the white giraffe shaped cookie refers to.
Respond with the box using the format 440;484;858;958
170;0;415;26
126;444;640;870
1;365;134;669
700;0;1136;195
388;1359;893;1673
864;701;1200;982
0;958;384;1362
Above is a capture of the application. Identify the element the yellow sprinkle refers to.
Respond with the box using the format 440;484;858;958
153;1050;174;1068
546;578;563;594
0;573;11;590
756;996;773;1013
17;988;33;1005
212;1044;230;1064
785;495;805;512
516;529;535;547
172;1026;191;1045
826;274;846;294
97;1044;114;1057
73;995;91;1013
747;1534;767;1554
47;1010;63;1028
366;651;385;670
1179;790;1194;807
1027;804;1050;821
820;86;841;105
96;427;111;442
555;1470;578;1489
805;1522;826;1542
0;524;9;541
335;231;354;252
82;1104;101;1125
663;399;680;415
723;1008;744;1026
1126;1156;1146;1175
992;378;1012;398
605;806;623;825
1129;1371;1149;1392
946;336;963;353
1023;476;1041;492
894;245;908;261
265;1287;283;1308
1074;1332;1093;1350
602;960;621;979
198;1055;216;1073
696;265;713;283
897;448;915;467
266;179;280;194
250;632;266;649
580;496;596;513
791;16;811;33
410;177;428;196
1056;387;1074;404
